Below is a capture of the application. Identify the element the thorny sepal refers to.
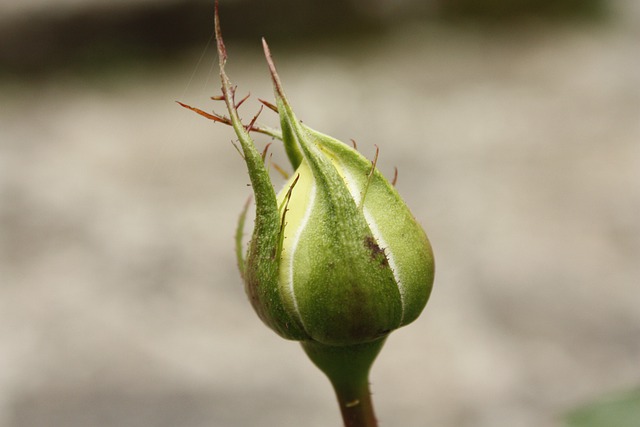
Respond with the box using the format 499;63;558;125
265;43;405;346
260;39;303;171
305;126;435;325
215;5;308;341
276;95;303;170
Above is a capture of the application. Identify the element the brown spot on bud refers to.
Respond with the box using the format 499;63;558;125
364;235;389;268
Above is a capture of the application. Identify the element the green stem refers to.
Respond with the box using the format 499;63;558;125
333;374;377;427
302;338;386;427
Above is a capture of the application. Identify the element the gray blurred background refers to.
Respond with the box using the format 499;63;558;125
1;0;639;426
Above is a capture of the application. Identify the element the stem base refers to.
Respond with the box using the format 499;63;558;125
302;338;386;427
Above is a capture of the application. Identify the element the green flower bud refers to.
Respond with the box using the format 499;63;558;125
233;41;435;347
186;10;434;348
273;113;434;346
180;8;437;423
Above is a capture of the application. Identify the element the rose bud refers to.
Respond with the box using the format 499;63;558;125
180;6;435;423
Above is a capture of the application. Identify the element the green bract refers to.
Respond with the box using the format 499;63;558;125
229;41;435;347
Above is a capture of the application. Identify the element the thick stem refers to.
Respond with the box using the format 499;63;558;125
302;338;386;427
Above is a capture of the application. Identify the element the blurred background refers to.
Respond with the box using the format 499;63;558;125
1;0;639;426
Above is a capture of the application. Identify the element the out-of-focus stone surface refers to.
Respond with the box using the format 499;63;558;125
1;1;639;426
